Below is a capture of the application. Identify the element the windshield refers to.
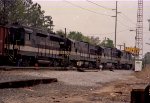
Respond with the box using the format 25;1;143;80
9;27;25;45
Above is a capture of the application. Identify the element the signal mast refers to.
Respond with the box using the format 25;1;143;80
133;0;143;71
135;0;143;60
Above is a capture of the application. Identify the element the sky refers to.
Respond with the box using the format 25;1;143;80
32;0;150;55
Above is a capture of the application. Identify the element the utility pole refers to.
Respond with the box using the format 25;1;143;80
115;1;117;48
104;37;107;47
65;28;67;38
123;43;126;50
64;28;68;67
112;1;120;48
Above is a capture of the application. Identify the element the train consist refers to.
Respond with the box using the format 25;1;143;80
0;23;133;69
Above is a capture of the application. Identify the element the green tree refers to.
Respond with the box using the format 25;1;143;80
100;38;114;47
67;31;83;41
0;0;20;24
89;36;101;45
27;2;45;27
44;16;54;33
67;31;101;45
7;0;26;24
56;29;65;37
0;0;33;25
0;0;54;32
82;36;91;43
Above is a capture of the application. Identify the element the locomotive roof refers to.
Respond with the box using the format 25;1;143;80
24;28;33;33
68;38;76;42
68;39;89;44
49;33;65;42
100;46;116;49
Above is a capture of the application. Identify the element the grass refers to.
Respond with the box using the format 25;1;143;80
134;65;150;80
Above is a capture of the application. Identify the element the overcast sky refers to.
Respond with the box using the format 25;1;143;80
32;0;150;55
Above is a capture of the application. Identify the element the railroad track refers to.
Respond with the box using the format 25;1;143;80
0;66;76;71
0;66;99;71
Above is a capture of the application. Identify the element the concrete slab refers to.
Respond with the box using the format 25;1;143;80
0;78;57;89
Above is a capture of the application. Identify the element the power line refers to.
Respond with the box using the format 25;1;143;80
86;0;112;11
118;20;135;29
86;0;135;47
106;29;131;35
61;1;148;40
55;24;131;37
86;0;139;28
89;28;149;36
117;7;148;29
64;0;111;17
119;13;147;29
64;0;140;30
63;1;147;32
88;29;131;36
118;13;137;26
55;20;138;35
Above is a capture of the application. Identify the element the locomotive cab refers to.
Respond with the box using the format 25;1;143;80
0;24;26;65
5;24;26;65
8;26;25;46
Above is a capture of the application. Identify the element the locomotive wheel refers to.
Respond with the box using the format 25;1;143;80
48;60;53;67
101;64;105;70
24;61;29;67
88;62;93;69
68;61;75;67
34;63;39;70
126;64;131;70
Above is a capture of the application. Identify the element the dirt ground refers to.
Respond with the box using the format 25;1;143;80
0;68;149;103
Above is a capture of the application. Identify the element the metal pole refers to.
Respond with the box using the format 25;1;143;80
64;28;67;67
65;28;67;38
114;1;118;48
124;43;126;50
104;37;106;47
135;29;137;48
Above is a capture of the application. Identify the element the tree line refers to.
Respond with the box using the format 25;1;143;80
56;30;114;47
0;0;54;32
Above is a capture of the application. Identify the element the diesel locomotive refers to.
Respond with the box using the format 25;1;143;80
0;23;133;69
